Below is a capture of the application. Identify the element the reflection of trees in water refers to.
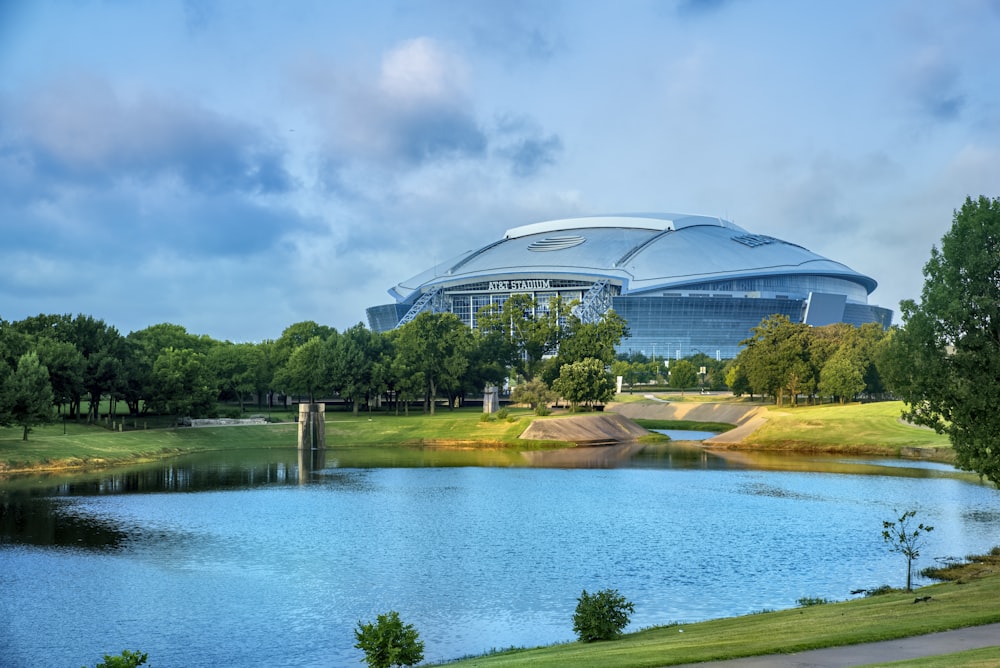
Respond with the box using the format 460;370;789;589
0;498;128;549
0;451;378;549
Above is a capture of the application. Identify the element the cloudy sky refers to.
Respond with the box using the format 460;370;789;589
1;1;998;342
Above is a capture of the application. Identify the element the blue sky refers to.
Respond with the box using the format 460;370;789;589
1;0;998;342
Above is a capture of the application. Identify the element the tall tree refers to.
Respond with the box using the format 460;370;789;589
392;312;471;415
331;324;377;415
668;359;697;394
273;336;332;403
887;196;1000;486
3;352;54;440
476;294;570;379
149;347;215;417
738;314;812;406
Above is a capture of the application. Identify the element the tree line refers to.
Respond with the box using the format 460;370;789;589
0;293;904;441
0;297;629;439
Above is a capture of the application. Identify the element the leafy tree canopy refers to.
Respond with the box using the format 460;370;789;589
887;196;1000;486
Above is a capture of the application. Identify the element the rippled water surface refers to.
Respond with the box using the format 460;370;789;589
2;445;999;667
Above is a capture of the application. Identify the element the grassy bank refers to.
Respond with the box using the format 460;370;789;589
743;401;952;454
440;557;1000;667
0;407;561;473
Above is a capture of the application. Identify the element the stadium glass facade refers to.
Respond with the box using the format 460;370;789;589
367;214;892;359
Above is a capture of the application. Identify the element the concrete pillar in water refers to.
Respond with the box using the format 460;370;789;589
298;403;326;450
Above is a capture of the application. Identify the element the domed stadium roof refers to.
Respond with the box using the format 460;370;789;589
389;213;876;302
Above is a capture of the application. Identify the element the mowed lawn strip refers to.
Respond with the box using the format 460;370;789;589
438;575;1000;667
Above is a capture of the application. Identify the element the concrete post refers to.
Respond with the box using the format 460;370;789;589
298;403;326;450
483;385;500;414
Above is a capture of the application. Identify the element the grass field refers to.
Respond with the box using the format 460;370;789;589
748;401;952;451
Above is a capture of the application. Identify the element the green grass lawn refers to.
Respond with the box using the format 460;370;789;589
0;406;563;473
437;573;1000;667
748;401;952;451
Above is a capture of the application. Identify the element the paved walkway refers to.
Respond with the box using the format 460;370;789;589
666;623;1000;667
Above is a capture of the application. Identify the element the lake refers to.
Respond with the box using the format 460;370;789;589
2;442;999;667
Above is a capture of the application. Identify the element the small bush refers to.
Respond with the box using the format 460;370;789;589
534;406;551;416
572;588;635;642
495;407;510;420
83;650;148;668
796;596;830;607
354;611;425;668
479;413;495;422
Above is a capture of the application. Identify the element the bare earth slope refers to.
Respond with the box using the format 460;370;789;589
607;400;765;444
518;413;650;444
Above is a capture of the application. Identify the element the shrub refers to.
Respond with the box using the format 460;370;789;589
572;588;635;642
83;650;148;668
796;596;830;607
535;406;551;416
495;407;510;420
354;610;425;668
479;413;495;422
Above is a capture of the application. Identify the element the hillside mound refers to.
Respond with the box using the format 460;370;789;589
519;413;650;445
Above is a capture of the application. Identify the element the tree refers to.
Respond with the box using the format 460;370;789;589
393;313;471;415
476;294;570;378
511;376;556;414
3;352;54;440
273;336;332;403
331;324;380;415
354;611;424;668
668;359;696;394
882;509;933;591
572;588;635;642
553;357;614;409
149;347;215;417
738;315;812;405
887;196;1000;486
818;353;864;404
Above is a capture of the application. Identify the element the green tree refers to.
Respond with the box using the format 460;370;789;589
393;312;471;415
273;335;332;403
668;359;696;394
69;315;125;421
34;337;85;415
149;347;215;417
818;353;865;404
476;294;570;378
738;314;812;405
553;357;614;409
3;352;54;440
724;360;751;397
572;588;635;642
887;196;1000;486
354;611;425;668
331;323;379;415
882;509;934;591
511;376;556;413
207;341;263;413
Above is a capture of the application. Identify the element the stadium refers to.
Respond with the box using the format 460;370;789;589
366;213;892;360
